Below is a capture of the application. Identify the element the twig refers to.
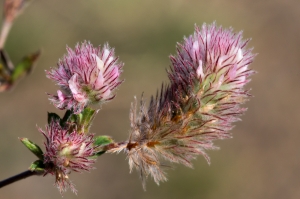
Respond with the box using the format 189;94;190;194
0;170;41;188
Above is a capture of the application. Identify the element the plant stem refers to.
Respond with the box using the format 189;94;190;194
0;170;41;188
0;21;12;50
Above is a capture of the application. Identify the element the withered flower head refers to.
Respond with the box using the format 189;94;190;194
39;120;96;194
46;41;123;114
119;23;255;189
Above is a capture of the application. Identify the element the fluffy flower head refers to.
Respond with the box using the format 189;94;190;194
39;120;96;194
120;23;255;188
46;41;123;113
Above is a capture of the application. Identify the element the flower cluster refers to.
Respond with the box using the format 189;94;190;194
39;120;96;194
118;23;255;188
46;41;123;114
37;41;124;194
17;23;255;195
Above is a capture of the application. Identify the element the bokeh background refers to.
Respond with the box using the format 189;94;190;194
1;0;300;198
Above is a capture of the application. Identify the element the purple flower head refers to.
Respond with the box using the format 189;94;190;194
46;41;123;114
169;22;254;90
120;23;256;189
39;120;96;194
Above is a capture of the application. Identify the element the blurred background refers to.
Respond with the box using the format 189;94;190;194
0;0;300;198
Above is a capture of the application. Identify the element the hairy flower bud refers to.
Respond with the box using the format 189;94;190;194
46;41;123;113
39;120;96;194
120;23;256;189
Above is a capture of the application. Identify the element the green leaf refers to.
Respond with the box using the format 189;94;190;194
29;160;45;172
11;50;40;82
93;135;114;157
19;138;44;160
94;135;113;146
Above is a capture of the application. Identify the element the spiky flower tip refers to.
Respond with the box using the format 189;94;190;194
39;120;96;194
118;23;256;189
46;41;123;114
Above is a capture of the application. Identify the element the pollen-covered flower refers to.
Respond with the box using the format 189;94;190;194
39;120;96;194
46;41;123;113
119;23;256;188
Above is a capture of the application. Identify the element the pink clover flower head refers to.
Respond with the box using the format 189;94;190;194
39;120;96;194
121;23;256;189
170;22;255;90
46;41;123;114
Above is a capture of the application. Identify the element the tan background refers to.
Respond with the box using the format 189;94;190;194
0;0;299;198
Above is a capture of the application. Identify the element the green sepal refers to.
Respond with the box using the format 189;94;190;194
94;135;113;146
71;107;98;134
47;110;73;128
95;151;106;156
47;112;61;124
93;135;114;156
19;138;44;160
61;109;73;126
11;50;40;82
29;160;45;172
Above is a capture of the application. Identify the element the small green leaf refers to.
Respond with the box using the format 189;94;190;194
94;135;113;146
29;160;45;172
19;138;44;160
93;135;114;157
11;50;40;82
